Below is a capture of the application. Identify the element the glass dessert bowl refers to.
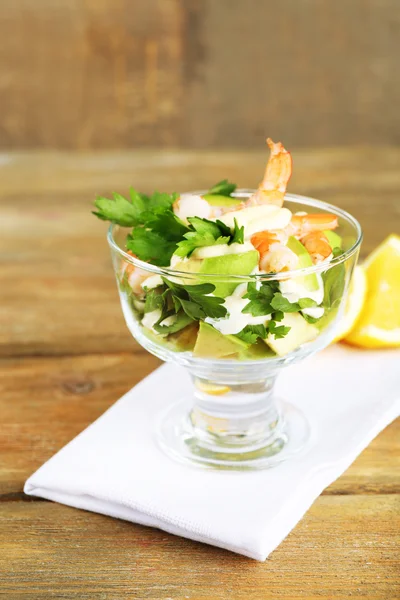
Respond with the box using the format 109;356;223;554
95;138;362;469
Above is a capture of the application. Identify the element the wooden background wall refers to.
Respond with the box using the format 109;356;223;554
1;0;399;150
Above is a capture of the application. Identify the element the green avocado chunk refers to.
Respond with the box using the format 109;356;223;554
199;250;259;297
194;322;249;358
202;194;244;208
286;236;319;292
323;229;342;250
264;312;319;356
194;322;274;360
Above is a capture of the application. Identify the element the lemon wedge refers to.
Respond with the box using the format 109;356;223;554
334;265;367;342
195;381;231;396
344;234;400;348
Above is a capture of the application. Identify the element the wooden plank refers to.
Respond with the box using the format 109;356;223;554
1;1;400;149
183;0;400;149
0;149;399;357
1;495;399;598
0;353;398;497
0;0;183;149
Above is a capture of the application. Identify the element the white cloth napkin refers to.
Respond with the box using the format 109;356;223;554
24;345;400;561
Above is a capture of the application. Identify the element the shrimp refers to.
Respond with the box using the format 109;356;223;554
120;251;150;295
251;210;337;270
251;231;298;273
285;213;338;264
289;213;338;237
173;193;214;223
173;138;291;223
174;138;292;222
301;231;333;263
245;138;292;208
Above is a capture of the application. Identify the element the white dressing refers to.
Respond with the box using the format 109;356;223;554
142;309;162;332
205;287;268;335
215;205;292;239
142;274;163;290
141;310;176;335
279;273;325;318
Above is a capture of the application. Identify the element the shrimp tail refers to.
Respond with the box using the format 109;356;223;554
261;138;292;194
248;138;292;208
301;231;333;264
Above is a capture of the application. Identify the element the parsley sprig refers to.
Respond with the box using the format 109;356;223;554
93;182;243;266
175;217;243;258
162;278;227;320
93;189;178;226
240;281;318;340
207;179;237;197
143;278;227;333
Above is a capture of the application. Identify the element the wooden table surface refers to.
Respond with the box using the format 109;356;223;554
1;148;399;599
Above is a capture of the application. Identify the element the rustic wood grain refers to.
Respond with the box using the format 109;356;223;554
1;1;400;149
1;496;399;599
0;149;399;597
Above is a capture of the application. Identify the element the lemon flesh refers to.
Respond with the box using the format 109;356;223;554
345;235;400;348
334;265;367;342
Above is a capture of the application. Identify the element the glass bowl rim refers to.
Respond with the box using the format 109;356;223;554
107;191;363;281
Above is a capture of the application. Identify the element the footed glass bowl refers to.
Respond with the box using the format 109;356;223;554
108;191;362;469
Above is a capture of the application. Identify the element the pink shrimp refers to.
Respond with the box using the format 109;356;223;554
301;231;333;263
251;211;338;270
288;213;338;237
173;138;291;222
251;231;298;273
245;138;292;208
120;251;150;295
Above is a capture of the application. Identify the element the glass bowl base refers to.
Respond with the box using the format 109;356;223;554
155;398;312;471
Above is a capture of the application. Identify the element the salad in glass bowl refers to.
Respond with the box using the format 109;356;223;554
94;138;362;469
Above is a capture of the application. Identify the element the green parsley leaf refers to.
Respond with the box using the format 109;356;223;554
93;188;178;227
193;294;227;319
176;282;216;295
175;234;229;258
236;324;267;344
271;293;318;313
144;288;166;313
272;310;284;322
242;283;319;325
162;278;227;319
322;261;345;310
93;191;144;226
140;208;189;241
230;218;244;245
153;311;194;334
178;298;206;320
270;293;300;313
93;188;177;227
147;190;178;210
175;216;231;258
316;258;346;329
214;219;232;238
187;217;222;238
126;230;177;267
207;179;237;197
268;320;291;339
129;188;147;214
174;216;243;258
242;281;279;316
